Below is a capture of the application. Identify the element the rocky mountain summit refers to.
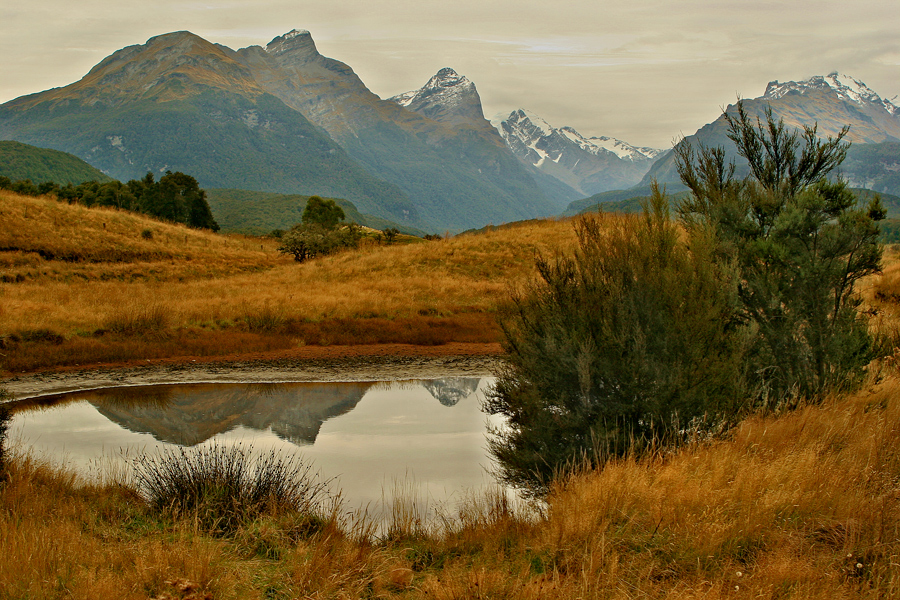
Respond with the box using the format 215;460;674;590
765;73;898;117
389;68;488;126
493;109;663;196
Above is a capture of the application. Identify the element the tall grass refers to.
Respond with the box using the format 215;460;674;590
103;301;169;336
131;444;331;534
0;389;10;474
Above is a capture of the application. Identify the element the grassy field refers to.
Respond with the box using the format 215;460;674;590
0;190;578;373
2;189;900;598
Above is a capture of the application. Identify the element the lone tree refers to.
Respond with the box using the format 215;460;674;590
676;102;883;400
302;196;345;229
278;196;359;262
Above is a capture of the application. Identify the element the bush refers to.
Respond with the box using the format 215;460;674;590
278;222;361;263
676;103;882;400
484;190;749;497
131;444;331;534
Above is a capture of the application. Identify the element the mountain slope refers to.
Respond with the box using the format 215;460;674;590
643;73;900;190
493;109;663;197
233;33;561;230
0;141;113;184
0;31;420;226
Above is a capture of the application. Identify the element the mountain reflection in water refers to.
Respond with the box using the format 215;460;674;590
8;378;499;513
91;382;374;446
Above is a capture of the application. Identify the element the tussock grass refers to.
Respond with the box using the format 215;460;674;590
0;190;578;372
131;444;331;535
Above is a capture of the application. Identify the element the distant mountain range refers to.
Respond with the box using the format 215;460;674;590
2;28;899;230
642;73;900;193
492;109;663;197
0;30;584;232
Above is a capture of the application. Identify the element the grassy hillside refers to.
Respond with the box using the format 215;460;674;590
0;140;113;184
206;188;426;236
0;189;578;373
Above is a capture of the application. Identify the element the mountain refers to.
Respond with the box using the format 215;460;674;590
493;109;664;197
643;73;900;192
230;33;562;230
842;142;900;196
0;32;420;226
389;68;487;127
0;141;113;184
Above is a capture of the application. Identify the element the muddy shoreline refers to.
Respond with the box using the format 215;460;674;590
1;343;506;400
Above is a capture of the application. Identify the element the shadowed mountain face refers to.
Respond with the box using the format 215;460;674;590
90;382;374;446
642;73;900;192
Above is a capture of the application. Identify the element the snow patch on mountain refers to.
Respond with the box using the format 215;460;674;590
495;109;661;162
765;72;898;116
388;67;486;123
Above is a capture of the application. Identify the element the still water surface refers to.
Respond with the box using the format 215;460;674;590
8;377;505;518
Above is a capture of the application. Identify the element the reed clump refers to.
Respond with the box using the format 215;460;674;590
131;444;331;535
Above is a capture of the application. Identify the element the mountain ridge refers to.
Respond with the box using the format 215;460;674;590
494;109;663;197
0;30;565;232
641;72;900;190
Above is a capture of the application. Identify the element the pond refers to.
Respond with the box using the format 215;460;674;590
5;377;508;522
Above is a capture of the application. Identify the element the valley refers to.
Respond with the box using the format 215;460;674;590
2;26;900;600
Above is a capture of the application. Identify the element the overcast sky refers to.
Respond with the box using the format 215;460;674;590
1;0;897;148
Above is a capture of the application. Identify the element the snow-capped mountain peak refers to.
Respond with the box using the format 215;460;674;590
765;72;898;116
424;67;469;90
493;109;663;196
389;67;485;124
495;109;661;162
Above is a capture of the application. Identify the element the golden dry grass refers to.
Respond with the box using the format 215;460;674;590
2;368;899;598
0;191;579;373
3;191;900;598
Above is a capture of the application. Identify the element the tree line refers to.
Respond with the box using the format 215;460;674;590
0;171;219;231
